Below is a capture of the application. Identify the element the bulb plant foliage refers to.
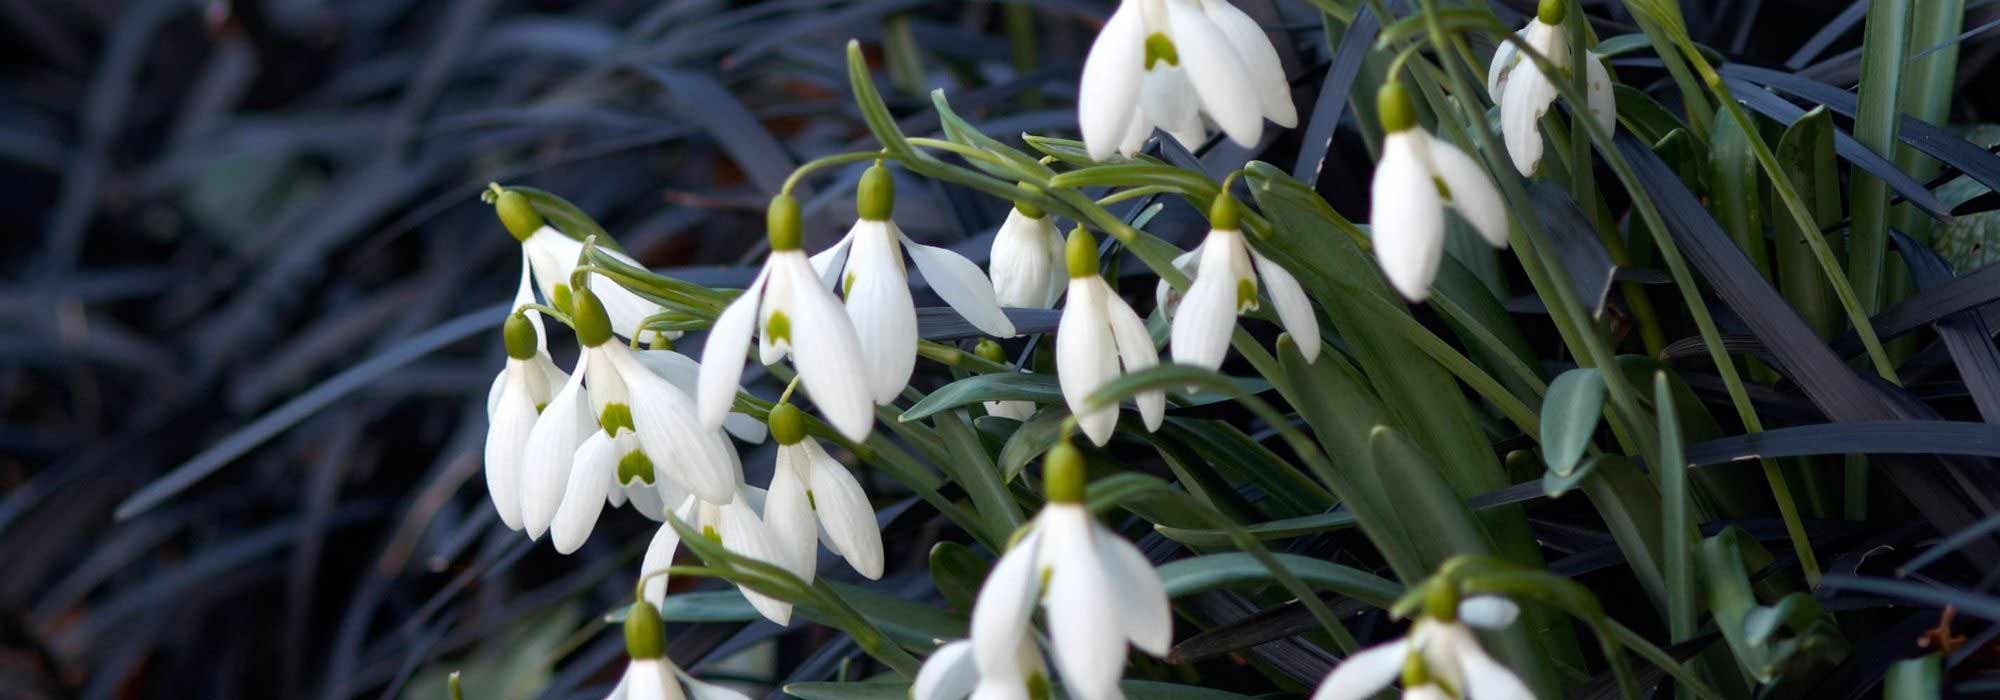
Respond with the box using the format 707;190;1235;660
313;0;2000;698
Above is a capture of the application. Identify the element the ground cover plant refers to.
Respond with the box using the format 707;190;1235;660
8;1;2000;699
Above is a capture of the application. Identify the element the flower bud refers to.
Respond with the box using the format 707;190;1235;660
768;194;803;251
494;189;544;242
974;339;1008;364
1378;82;1417;133
572;287;613;347
624;600;666;660
503;313;539;360
1209;192;1242;231
856;163;895;221
769;402;807;446
1043;439;1087;503
1064;227;1100;279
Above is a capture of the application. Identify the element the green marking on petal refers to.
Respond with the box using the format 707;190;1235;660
534;402;548;413
806;490;817;511
766;310;792;346
1143;33;1179;69
843;271;856;297
703;525;721;543
1236;277;1260;312
617;449;655;485
600;403;635;434
1026;672;1052;700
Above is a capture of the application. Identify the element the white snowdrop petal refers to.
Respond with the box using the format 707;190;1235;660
1101;287;1165;431
1424;133;1511;248
1092;525;1171;655
843;221;920;403
636;349;768;444
1201;0;1296;127
1460;641;1535;700
1458;595;1521;630
1167;0;1265;147
513;249;548;353
596;279;667;342
1308;638;1409;700
523;227;578;304
1144;67;1209;152
970;530;1044;675
627;478;666;520
696;272;764;430
520;353;595;539
676;667;752;700
531;354;569;406
1248;248;1320;362
775;253;877;442
913;640;980;700
1056;280;1123;446
1404;685;1452;700
1486;28;1529;99
641;499;698;607
485;371;537;531
1414;621;1476;691
486;366;508;419
717;499;796;625
1040;508;1127;700
625;659;684;700
904;230;1018;338
612;346;744;504
1080;4;1148;161
810;228;857;291
984;400;1036;422
1169;234;1242;371
1500;58;1557;177
604;672;629;700
1370;133;1448;301
804;439;884;579
764;446;820;583
551;431;617;554
1587;53;1617;136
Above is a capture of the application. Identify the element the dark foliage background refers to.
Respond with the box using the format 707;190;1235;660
4;1;1999;699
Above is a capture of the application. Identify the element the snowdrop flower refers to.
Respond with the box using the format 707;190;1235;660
607;600;751;700
1057;229;1164;446
698;194;875;442
1369;82;1510;302
975;340;1038;422
970;441;1170;700
639;490;799;626
485;269;571;531
1311;591;1531;700
529;287;743;547
912;637;1052;700
990;201;1067;309
811;164;1016;403
762;403;885;581
1164;191;1320;368
494;187;672;343
1080;0;1297;160
1486;0;1615;176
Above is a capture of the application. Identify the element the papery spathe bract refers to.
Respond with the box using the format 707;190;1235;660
697;195;875;443
1079;0;1296;160
1056;229;1164;446
1368;83;1510;302
967;443;1170;700
811;165;1016;403
1487;0;1615;176
1165;193;1320;368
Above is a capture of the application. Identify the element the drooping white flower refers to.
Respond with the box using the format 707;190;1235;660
640;490;800;626
1056;229;1164;446
1311;595;1532;700
552;429;690;554
761;403;885;582
1079;0;1297;160
811;165;1017;403
518;342;597;540
608;601;752;700
493;187;673;343
1164;192;1320;369
486;258;572;532
1486;0;1615;176
577;288;744;505
698;194;876;443
969;442;1170;700
1369;82;1510;302
990;204;1068;309
912;637;1052;700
